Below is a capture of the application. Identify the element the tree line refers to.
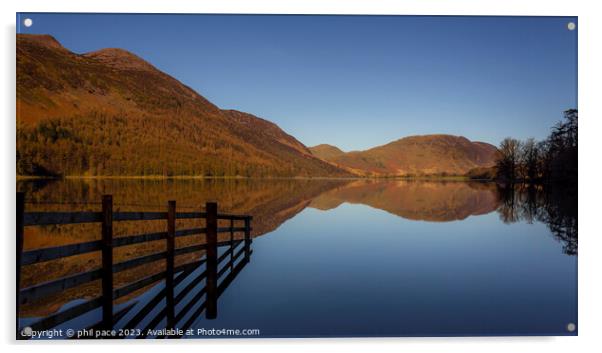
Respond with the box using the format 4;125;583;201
16;111;342;178
495;109;577;184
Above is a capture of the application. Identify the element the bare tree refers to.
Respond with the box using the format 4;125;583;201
521;138;540;181
496;138;522;182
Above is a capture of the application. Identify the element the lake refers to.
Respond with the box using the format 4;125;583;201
17;178;577;338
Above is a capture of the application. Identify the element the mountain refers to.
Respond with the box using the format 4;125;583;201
311;134;498;177
16;34;351;178
309;144;345;160
221;109;312;157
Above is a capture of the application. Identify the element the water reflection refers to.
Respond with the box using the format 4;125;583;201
310;180;500;222
19;237;252;339
497;184;577;255
17;178;577;325
17;178;577;254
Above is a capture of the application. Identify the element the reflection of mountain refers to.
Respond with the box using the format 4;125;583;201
18;178;350;317
22;178;575;319
19;178;350;240
310;180;500;222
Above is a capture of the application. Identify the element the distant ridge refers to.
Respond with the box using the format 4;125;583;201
310;134;498;177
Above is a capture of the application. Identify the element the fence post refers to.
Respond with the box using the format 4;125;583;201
244;216;252;261
101;195;113;330
229;219;234;270
205;202;218;319
166;200;176;331
16;192;24;339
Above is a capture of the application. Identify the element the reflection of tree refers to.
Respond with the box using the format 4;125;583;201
497;184;577;255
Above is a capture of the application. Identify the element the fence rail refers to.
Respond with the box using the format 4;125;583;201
23;211;250;226
16;192;253;339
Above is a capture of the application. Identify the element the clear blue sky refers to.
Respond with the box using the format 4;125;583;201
17;14;577;151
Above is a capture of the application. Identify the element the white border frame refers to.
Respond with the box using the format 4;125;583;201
2;1;600;352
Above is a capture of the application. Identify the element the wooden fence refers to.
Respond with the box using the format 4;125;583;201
16;192;253;339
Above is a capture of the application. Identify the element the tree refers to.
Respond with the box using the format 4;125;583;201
521;138;540;181
496;138;522;182
493;109;577;184
543;109;578;183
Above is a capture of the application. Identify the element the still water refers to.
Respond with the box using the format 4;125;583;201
17;179;577;337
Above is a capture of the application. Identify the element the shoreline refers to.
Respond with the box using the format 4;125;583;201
16;175;494;182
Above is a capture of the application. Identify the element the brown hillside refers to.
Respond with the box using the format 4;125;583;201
309;144;345;160
222;109;312;157
322;134;498;176
16;34;351;178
